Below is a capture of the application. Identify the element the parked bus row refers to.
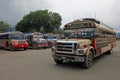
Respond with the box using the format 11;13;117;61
0;31;59;51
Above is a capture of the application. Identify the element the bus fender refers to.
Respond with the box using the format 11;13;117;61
86;46;95;57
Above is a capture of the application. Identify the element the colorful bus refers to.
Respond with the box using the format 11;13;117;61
51;18;116;68
0;31;28;51
25;32;48;49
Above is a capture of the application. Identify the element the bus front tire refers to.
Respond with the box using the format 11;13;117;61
83;51;94;69
24;48;27;50
10;44;15;51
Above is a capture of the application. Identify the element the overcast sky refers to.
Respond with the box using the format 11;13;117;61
0;0;120;32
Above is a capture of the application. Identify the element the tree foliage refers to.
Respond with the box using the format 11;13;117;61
0;21;9;32
15;9;62;33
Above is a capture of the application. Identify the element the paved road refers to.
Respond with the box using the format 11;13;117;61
0;41;120;80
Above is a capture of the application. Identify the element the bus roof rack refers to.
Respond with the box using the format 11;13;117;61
83;18;101;24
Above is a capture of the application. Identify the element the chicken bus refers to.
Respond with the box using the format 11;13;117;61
25;32;48;49
51;18;116;68
0;31;28;51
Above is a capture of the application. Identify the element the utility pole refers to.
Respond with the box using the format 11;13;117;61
94;12;96;19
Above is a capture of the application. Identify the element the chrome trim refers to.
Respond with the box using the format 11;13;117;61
56;42;77;54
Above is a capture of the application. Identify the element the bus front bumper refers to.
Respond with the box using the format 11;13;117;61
52;53;86;62
14;44;28;49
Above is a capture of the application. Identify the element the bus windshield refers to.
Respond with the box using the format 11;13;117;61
64;28;95;38
9;34;25;40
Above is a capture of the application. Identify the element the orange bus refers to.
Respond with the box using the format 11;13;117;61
51;18;116;68
0;31;28;51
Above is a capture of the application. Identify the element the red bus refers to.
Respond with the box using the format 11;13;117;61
51;18;116;68
25;32;48;49
0;31;28;51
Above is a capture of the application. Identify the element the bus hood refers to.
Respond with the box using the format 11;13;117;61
57;39;92;45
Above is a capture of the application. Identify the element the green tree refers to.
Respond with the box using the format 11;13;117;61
15;9;62;33
0;21;9;32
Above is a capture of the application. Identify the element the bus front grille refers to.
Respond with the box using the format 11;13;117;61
56;42;77;54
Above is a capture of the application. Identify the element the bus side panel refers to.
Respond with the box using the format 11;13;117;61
94;38;111;56
96;38;116;55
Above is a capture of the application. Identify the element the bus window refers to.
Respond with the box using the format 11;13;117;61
0;34;9;40
64;28;95;38
9;34;25;40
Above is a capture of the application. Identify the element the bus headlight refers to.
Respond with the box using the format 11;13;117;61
76;48;88;55
76;49;84;55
